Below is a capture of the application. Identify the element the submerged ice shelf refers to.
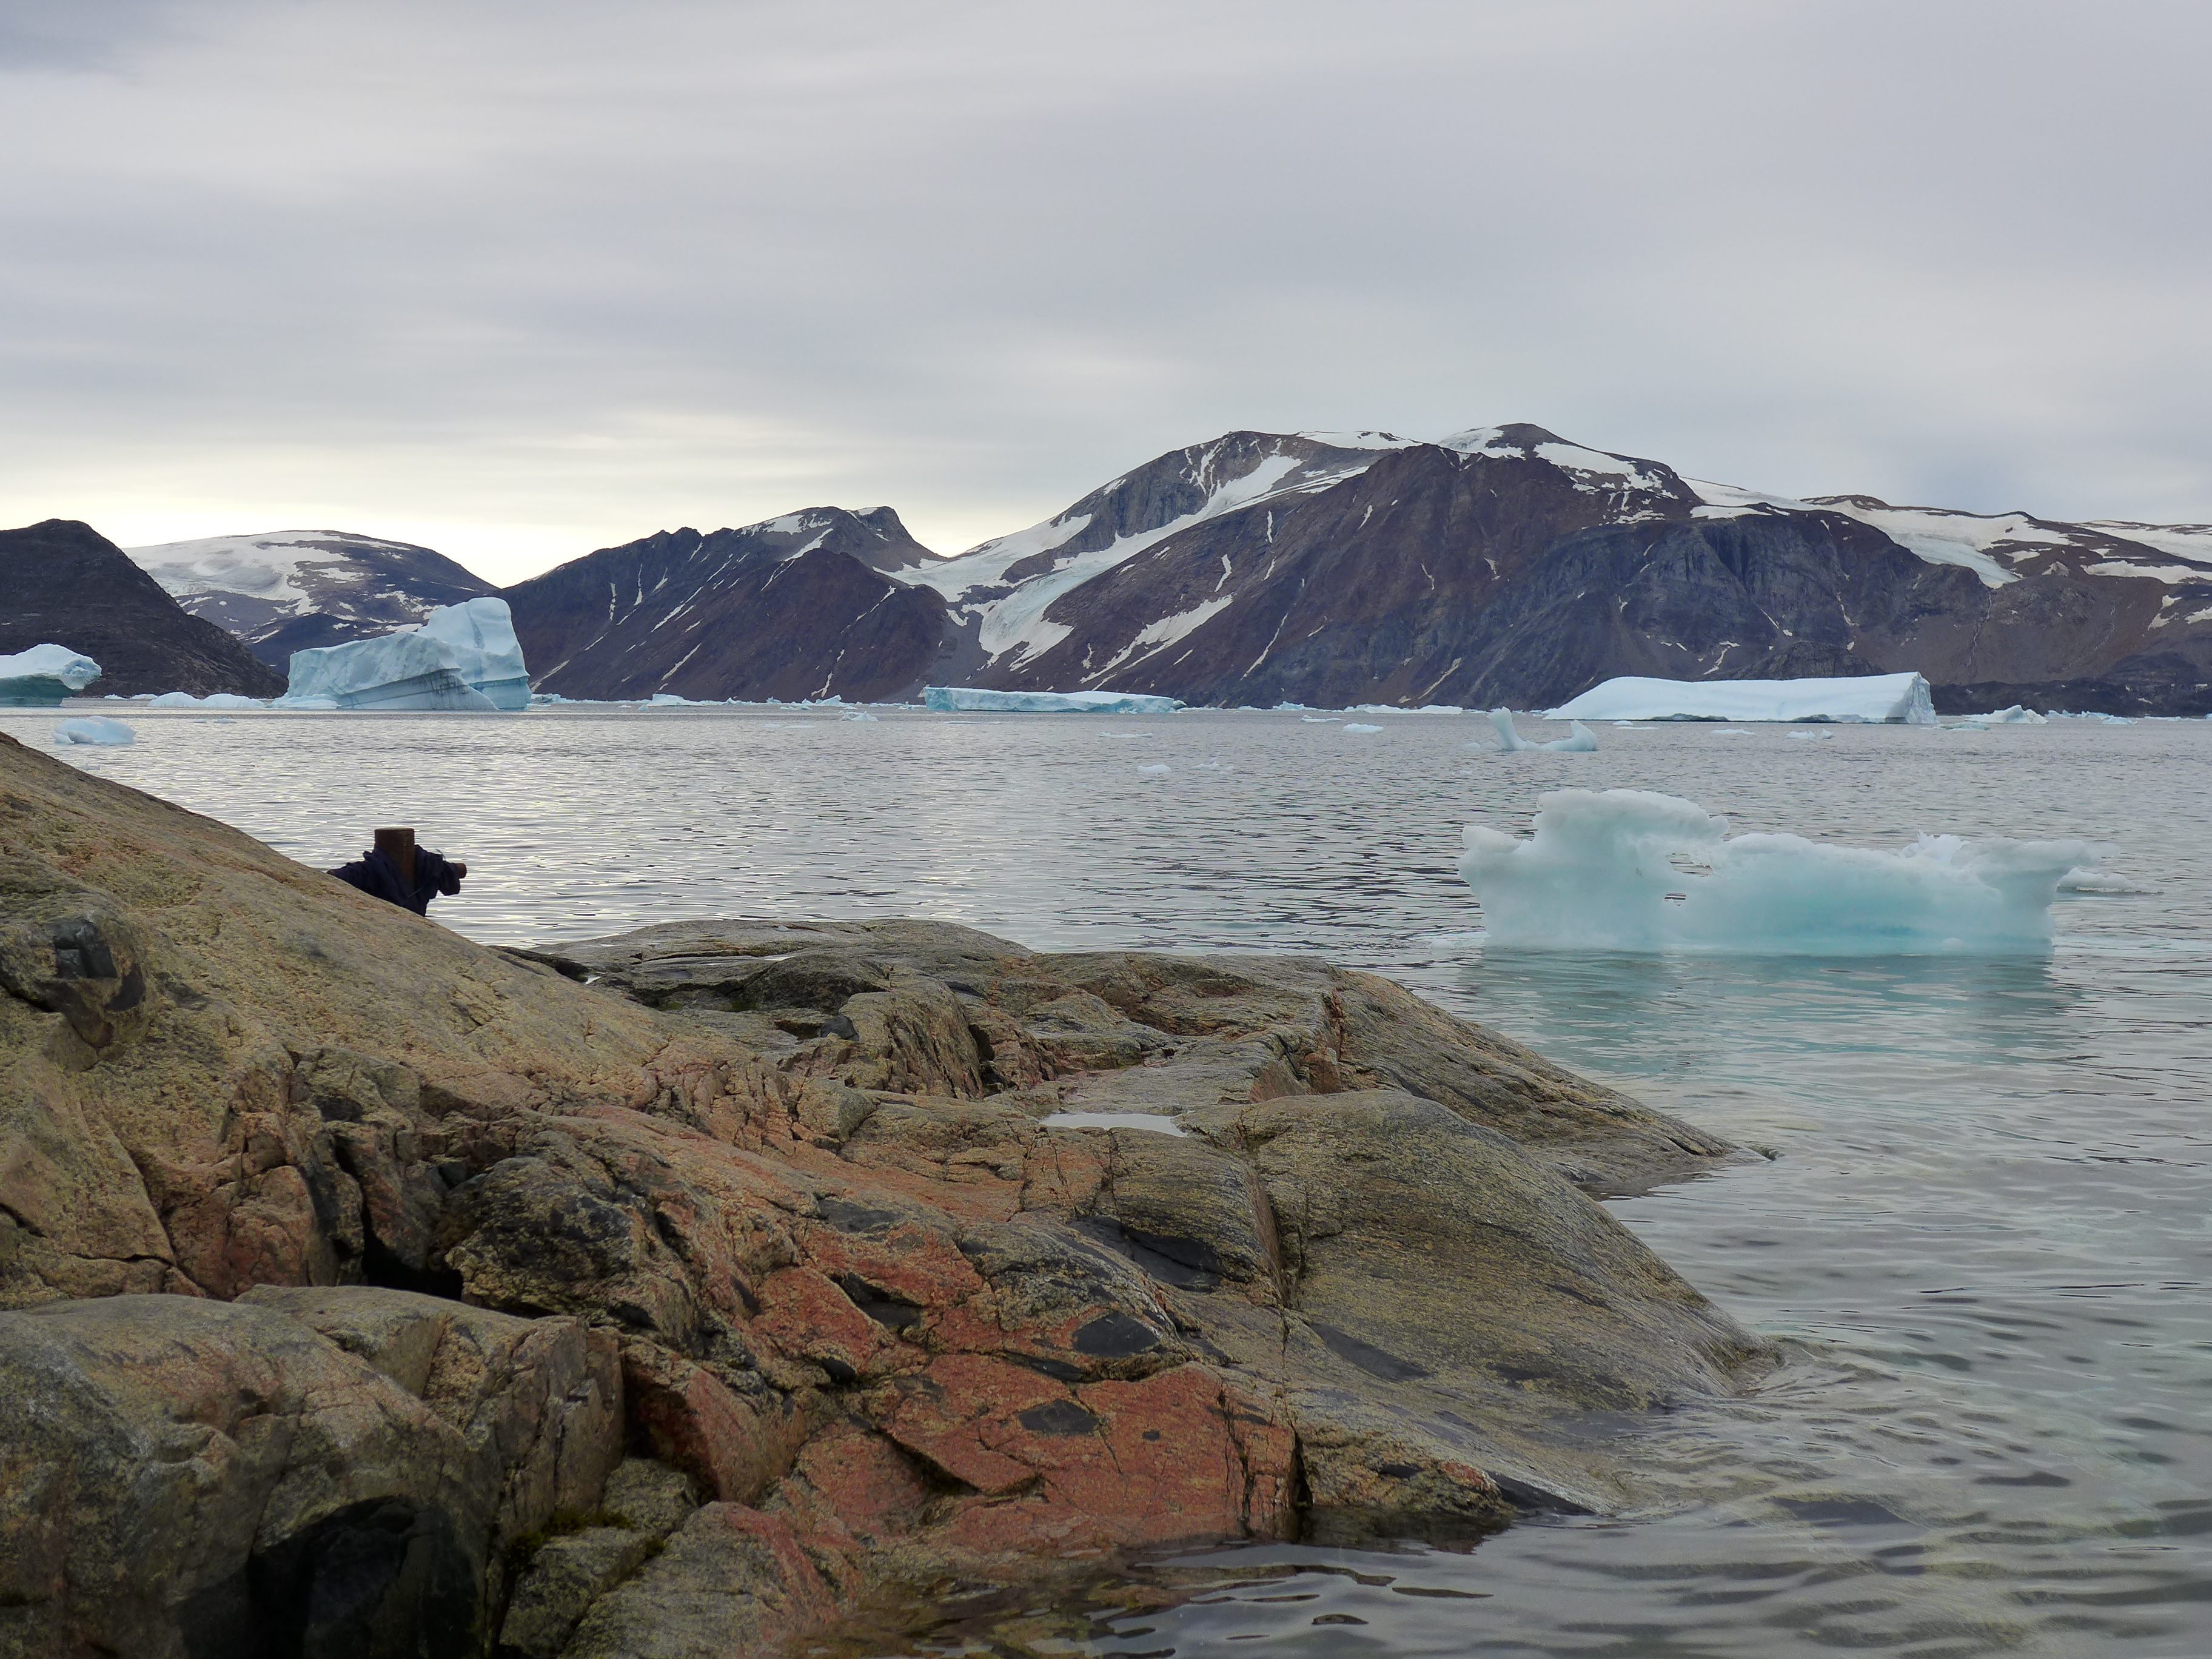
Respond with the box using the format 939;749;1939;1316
1460;788;2097;954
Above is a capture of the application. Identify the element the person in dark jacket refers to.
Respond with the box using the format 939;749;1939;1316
330;842;468;915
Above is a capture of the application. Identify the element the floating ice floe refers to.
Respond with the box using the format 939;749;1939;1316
1039;1111;1187;1136
923;686;1185;714
1487;709;1597;752
0;644;101;706
1136;763;1171;776
1963;705;2048;728
1459;787;2099;954
281;597;529;711
2059;869;2153;895
1343;723;1385;734
1789;729;1835;741
146;691;268;710
1549;672;1937;725
842;711;879;722
52;716;135;746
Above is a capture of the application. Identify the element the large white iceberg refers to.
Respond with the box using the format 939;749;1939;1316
1549;672;1936;725
0;644;101;706
281;597;529;712
923;686;1185;714
1489;709;1598;752
1459;788;2096;955
418;598;531;710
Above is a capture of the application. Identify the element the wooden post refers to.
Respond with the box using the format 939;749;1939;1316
374;826;417;886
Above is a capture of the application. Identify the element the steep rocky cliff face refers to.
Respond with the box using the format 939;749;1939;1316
501;508;968;702
0;732;1762;1655
128;529;501;665
0;519;286;697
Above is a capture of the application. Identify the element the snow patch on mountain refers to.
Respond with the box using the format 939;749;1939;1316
131;530;431;612
902;435;1378;667
1095;592;1238;677
2080;522;2212;569
970;456;1298;663
1441;428;1677;495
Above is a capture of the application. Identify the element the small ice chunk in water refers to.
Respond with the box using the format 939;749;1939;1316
1487;709;1597;752
52;716;135;745
1343;723;1384;734
2059;869;2151;895
1040;1111;1187;1136
1964;705;2048;728
1459;788;2099;954
146;691;266;709
1137;763;1171;776
1789;729;1835;741
842;711;879;722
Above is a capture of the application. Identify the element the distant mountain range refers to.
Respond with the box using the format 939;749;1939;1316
110;424;2212;712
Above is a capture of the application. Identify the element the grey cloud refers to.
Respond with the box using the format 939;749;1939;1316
1;0;2207;583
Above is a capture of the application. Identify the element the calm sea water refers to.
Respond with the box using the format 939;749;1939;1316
15;705;2211;1657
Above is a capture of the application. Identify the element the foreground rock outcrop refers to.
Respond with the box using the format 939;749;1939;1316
0;732;1766;1657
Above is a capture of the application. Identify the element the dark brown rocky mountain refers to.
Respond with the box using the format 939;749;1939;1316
0;519;286;697
489;425;2212;712
502;507;968;702
127;529;500;665
925;426;2212;714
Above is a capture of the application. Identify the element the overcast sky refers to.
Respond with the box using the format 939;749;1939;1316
2;0;2207;583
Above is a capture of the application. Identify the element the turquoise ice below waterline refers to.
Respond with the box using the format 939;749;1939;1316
1460;785;2099;953
12;705;2211;1657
